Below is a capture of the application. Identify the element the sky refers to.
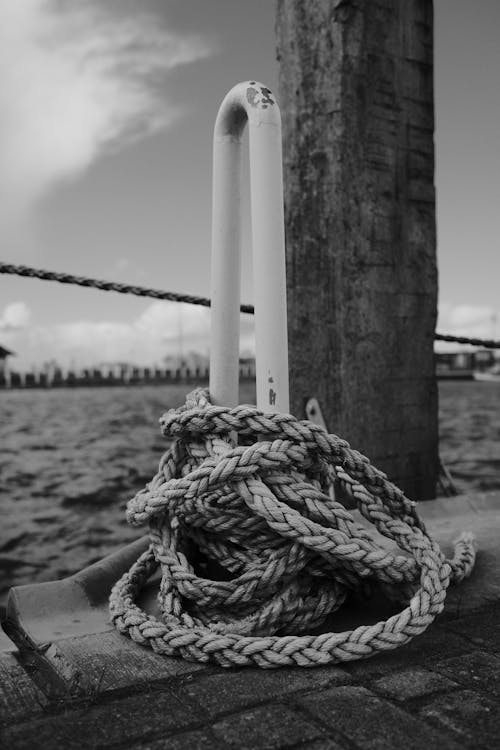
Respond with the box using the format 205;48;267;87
0;0;498;370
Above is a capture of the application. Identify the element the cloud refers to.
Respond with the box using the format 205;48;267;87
1;300;255;370
0;0;211;224
0;302;31;331
4;298;496;368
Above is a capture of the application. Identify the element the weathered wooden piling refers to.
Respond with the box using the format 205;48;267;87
276;0;438;499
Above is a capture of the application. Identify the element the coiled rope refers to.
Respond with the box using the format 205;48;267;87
109;388;475;669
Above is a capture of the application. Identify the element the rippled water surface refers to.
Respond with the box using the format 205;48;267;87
438;380;500;494
1;380;499;603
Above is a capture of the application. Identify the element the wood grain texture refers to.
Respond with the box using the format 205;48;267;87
276;0;438;499
32;630;206;697
0;652;47;724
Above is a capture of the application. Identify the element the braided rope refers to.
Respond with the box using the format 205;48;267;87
0;262;254;315
109;388;476;668
434;332;500;349
2;262;499;349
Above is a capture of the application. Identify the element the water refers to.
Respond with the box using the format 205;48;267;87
438;380;500;494
0;383;255;604
1;380;499;604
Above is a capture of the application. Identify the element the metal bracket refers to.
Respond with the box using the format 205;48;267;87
305;397;357;509
305;397;327;428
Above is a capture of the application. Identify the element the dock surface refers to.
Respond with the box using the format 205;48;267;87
2;492;500;749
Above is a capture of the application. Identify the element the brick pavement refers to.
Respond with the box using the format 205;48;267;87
2;599;499;749
2;492;500;749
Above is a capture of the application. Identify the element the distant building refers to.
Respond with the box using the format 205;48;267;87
163;352;210;379
435;349;496;379
474;349;495;371
0;345;14;375
239;356;256;378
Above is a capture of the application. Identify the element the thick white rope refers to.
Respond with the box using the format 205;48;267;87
109;388;476;668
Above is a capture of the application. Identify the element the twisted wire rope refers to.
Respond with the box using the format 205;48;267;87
434;332;500;349
1;262;499;348
0;262;254;315
109;388;476;669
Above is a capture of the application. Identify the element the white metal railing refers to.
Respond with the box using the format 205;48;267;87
209;81;289;413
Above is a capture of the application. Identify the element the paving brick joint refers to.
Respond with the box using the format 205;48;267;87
2;492;500;749
2;602;500;750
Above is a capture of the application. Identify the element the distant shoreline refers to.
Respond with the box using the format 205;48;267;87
0;375;257;393
0;373;485;391
0;376;209;391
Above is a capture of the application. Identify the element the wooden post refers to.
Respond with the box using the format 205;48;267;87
276;0;438;499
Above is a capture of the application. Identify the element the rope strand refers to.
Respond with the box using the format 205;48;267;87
0;261;254;314
434;332;500;349
2;261;499;348
109;388;476;669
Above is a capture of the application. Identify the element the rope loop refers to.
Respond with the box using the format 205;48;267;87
110;388;476;668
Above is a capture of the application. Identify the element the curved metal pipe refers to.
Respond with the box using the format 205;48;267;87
209;81;289;413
